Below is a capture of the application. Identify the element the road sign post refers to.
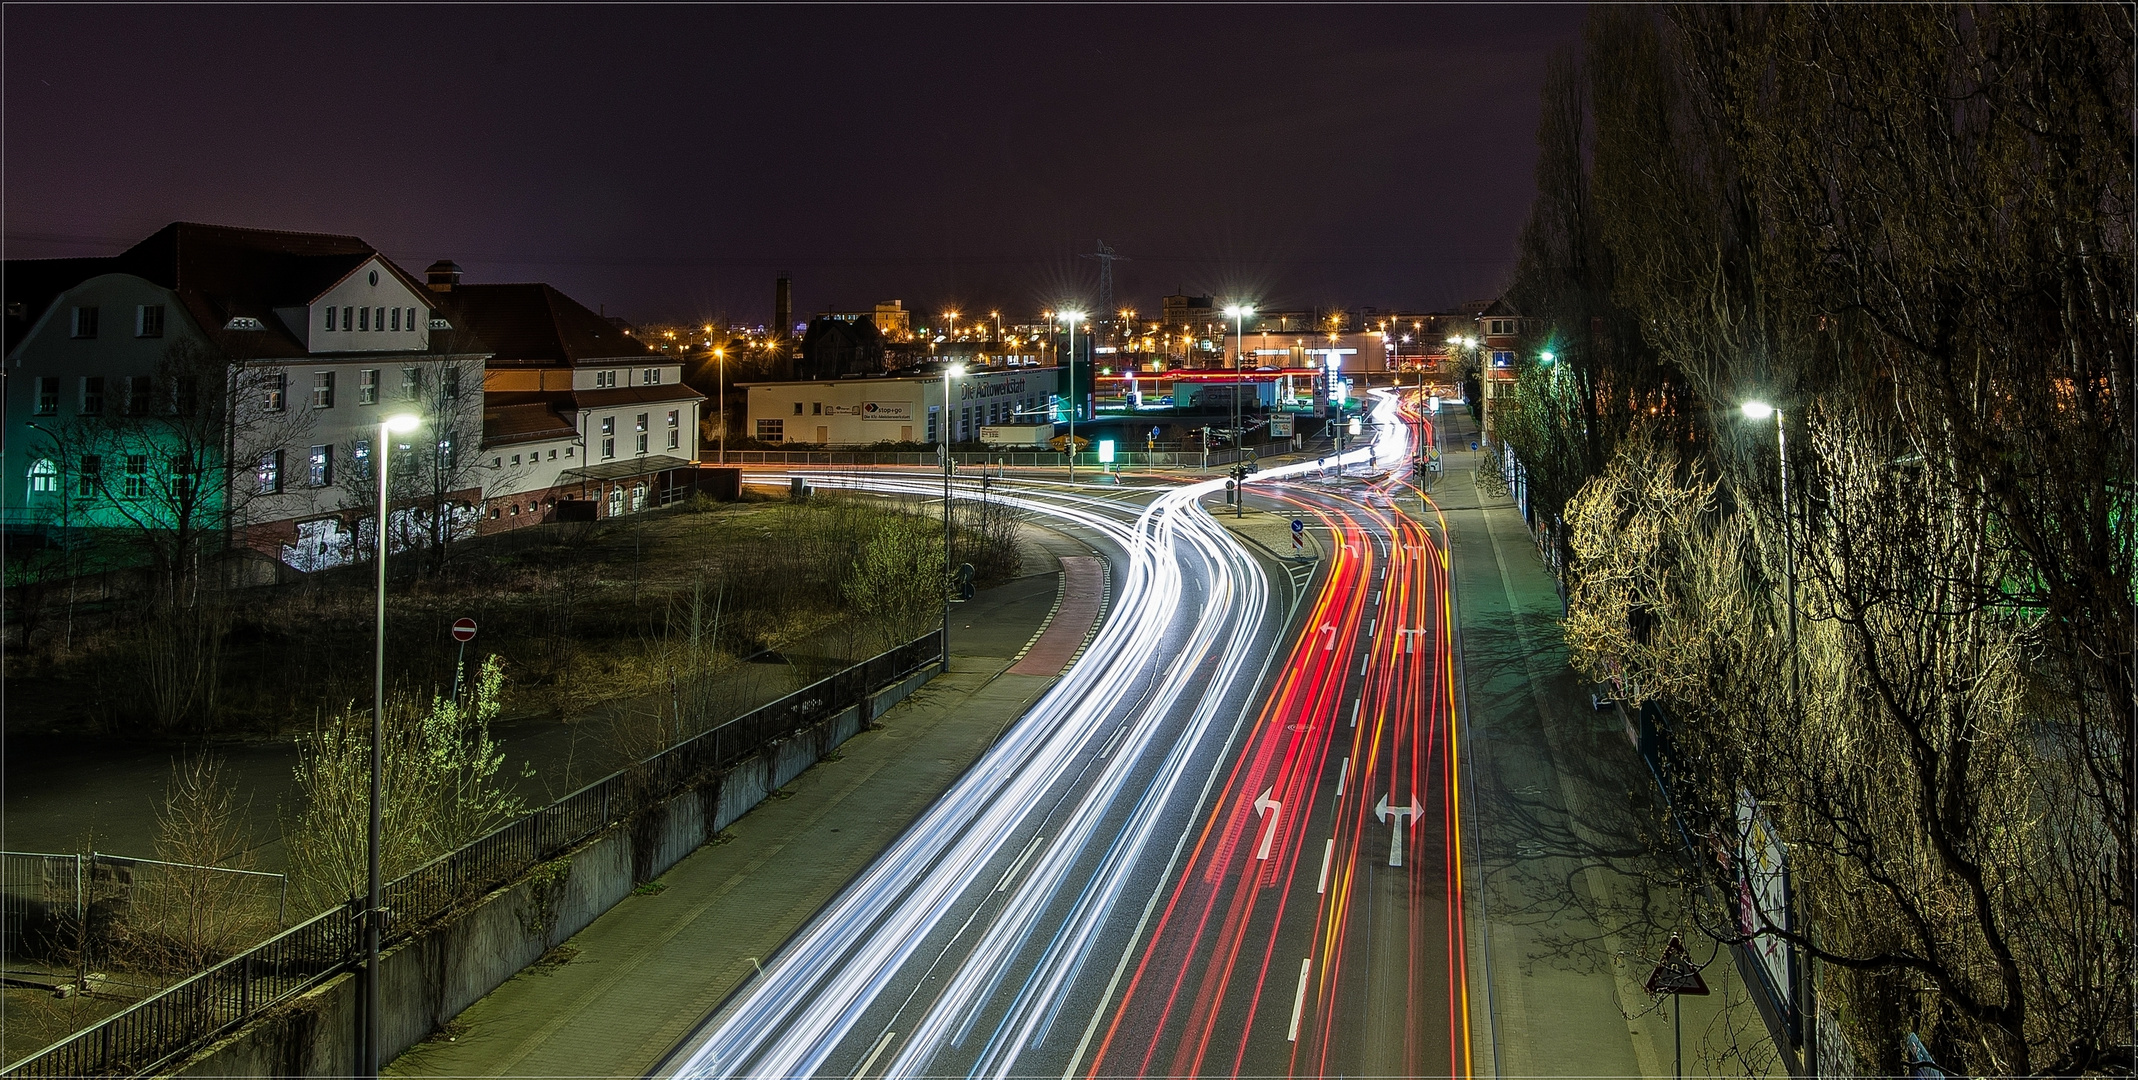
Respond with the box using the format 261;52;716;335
1645;934;1710;1080
449;618;477;705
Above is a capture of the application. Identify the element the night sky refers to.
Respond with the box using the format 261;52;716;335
5;5;1583;327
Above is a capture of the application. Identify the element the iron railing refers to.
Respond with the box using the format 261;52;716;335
2;630;943;1079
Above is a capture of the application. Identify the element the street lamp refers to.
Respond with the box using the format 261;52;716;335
1060;311;1085;483
1223;303;1254;468
941;363;964;673
365;410;420;1080
1740;400;1798;700
713;347;727;465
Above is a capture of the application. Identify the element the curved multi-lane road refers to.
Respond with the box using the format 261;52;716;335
656;389;1471;1080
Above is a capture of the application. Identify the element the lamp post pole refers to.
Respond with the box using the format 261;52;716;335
365;411;417;1080
1062;312;1083;484
942;363;962;672
714;346;726;466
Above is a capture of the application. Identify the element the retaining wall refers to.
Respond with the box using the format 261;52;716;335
164;668;935;1079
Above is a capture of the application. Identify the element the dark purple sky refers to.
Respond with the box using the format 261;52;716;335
5;5;1582;327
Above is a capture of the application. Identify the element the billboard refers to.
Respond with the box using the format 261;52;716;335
861;401;910;421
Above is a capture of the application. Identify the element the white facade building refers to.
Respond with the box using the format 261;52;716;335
743;366;1061;447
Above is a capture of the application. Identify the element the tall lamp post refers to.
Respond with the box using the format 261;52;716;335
713;345;726;465
1223;304;1254;460
941;363;964;672
365;410;421;1080
1060;311;1085;484
1741;397;1810;1071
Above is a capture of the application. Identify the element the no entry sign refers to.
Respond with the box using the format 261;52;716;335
451;618;478;643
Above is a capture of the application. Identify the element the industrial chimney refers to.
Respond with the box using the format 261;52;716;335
774;273;792;349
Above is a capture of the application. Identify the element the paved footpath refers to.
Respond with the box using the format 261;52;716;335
387;536;1103;1079
1433;412;1785;1080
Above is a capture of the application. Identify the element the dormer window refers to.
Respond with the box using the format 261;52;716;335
226;316;265;331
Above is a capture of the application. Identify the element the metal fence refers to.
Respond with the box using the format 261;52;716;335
2;629;943;1079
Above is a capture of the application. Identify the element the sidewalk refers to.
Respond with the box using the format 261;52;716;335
385;539;1101;1079
1438;413;1785;1079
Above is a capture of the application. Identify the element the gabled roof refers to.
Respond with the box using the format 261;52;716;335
7;222;441;360
5;256;116;354
440;283;657;366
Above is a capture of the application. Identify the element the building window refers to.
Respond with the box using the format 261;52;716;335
264;372;286;412
793;402;804;415
927;406;938;443
126;454;149;498
28;459;57;495
352;440;371;480
172;456;197;501
34;377;57;415
564;446;574;458
325;306;337;331
402;367;421;400
547;448;557;460
390;308;400;332
376;307;386;331
642;368;661;385
81;376;105;415
342;307;352;330
600;417;614;459
71;306;98;339
812;402;822;415
441;366;460;399
125;375;152;416
256;450;281;494
636;432;648;454
594;370;616;389
756;418;784;442
308;445;332;487
136;304;165;338
407;308;418;334
77;455;100;497
313;371;335;408
667;429;680;450
635;412;648;433
360;369;380;404
438;430;458;469
1491;351;1512;368
359;307;369;332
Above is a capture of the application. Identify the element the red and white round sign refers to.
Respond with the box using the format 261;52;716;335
451;618;478;643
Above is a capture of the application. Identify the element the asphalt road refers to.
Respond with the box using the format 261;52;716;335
655;391;1471;1080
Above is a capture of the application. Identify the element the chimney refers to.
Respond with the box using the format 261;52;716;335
426;260;463;292
774;273;792;343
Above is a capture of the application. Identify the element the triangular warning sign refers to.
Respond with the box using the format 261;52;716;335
1644;935;1711;996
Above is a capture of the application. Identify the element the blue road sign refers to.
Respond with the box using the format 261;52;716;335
1291;517;1304;535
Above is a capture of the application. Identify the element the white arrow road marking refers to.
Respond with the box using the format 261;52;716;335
1374;794;1425;867
1316;838;1334;894
1399;627;1427;654
853;1029;896;1079
1287;958;1314;1042
1253;788;1283;861
1321;623;1336;650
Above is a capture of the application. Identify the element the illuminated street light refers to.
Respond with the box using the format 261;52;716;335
364;409;422;1080
941;363;965;671
1222;304;1255;504
1060;311;1086;483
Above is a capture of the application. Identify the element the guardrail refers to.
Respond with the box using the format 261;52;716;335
2;630;944;1080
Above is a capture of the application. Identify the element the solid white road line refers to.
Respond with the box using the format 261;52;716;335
1287;958;1314;1042
853;1030;896;1080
